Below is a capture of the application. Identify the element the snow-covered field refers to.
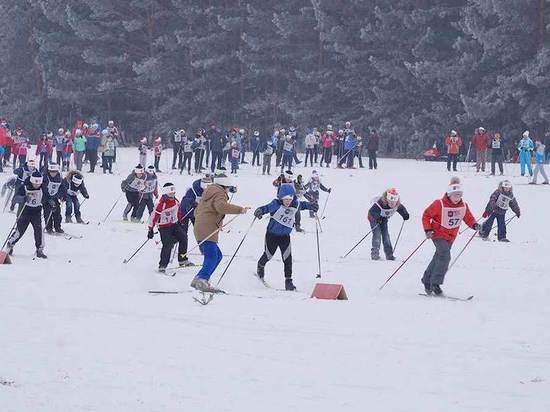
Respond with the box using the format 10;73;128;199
1;149;549;412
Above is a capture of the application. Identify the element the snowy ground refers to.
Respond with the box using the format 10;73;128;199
1;149;549;412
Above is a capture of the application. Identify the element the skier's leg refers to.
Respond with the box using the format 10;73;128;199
371;225;382;260
496;214;506;240
428;239;452;286
159;227;174;268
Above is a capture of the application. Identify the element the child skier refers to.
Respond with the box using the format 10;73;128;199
421;177;479;295
254;183;318;290
61;171;89;223
42;163;64;234
135;165;158;221
530;139;549;184
12;159;37;213
281;135;294;172
121;165;146;222
180;134;193;175
147;183;188;273
191;173;249;292
273;170;304;232
368;188;409;260
304;170;331;218
153;136;163;172
480;180;520;242
138;137;148;167
178;174;213;266
230;142;240;174
6;171;47;258
262;139;274;175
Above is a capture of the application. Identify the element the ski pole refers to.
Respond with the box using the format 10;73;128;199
123;238;151;263
320;191;331;219
1;204;27;251
393;220;405;255
2;187;13;213
448;230;478;271
315;213;323;233
341;224;379;259
101;192;124;224
315;216;322;278
216;216;256;286
379;238;428;290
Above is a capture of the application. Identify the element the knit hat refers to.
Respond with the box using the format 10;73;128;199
447;176;462;196
146;165;156;174
48;163;60;172
283;170;293;181
386;188;400;203
278;183;296;200
500;180;512;190
30;171;43;185
135;164;145;174
72;174;83;185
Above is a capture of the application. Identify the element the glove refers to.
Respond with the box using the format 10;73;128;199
83;194;89;199
425;230;434;239
254;207;263;219
403;213;410;221
482;211;489;218
516;212;520;218
147;228;154;239
328;188;332;193
473;223;481;231
310;203;319;213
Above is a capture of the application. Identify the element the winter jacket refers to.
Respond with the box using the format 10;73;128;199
305;133;316;149
35;139;52;155
42;172;64;202
472;131;490;152
344;133;357;151
485;189;520;216
445;135;462;155
63;138;74;154
193;184;244;243
74;136;87;152
209;130;225;152
517;137;534;152
61;174;89;200
258;197;312;236
368;198;409;223
179;179;204;219
14;178;44;209
14;164;35;184
54;134;65;151
490;137;503;155
367;132;380;151
86;133;101;151
535;144;546;164
321;132;335;148
153;142;163;157
102;137;116;157
422;194;476;242
149;195;183;230
304;178;329;193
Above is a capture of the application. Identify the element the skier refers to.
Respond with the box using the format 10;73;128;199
445;130;462;172
530;139;549;184
251;130;261;166
490;132;504;176
153;136;163;172
61;171;89;223
178;174;213;266
304;170;331;218
421;177;479;295
172;129;183;170
230;141;240;174
147;183;189;273
480;180;520;242
6;170;47;258
304;130;316;167
42;163;64;234
54;128;65;166
121;165;147;222
12;159;37;213
254;183;318;290
181;133;194;175
367;188;409;260
135;165;158;221
262;138;275;175
138;137;148;167
273;170;304;232
190;172;249;292
281;135;294;172
517;131;534;177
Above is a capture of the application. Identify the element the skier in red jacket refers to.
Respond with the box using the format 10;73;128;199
421;177;480;295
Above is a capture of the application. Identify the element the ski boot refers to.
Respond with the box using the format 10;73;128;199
498;238;510;243
122;215;128;221
130;217;140;223
36;249;48;259
386;255;396;261
65;216;73;223
295;226;304;233
55;228;64;234
256;265;265;280
46;228;54;234
190;277;223;293
371;253;380;261
75;216;85;224
431;284;443;296
285;278;296;291
178;260;195;268
158;266;167;273
6;244;14;256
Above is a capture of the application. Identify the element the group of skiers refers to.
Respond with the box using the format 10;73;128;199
444;128;549;184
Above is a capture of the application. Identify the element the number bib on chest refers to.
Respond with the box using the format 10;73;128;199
48;181;61;196
440;201;465;229
379;204;397;218
496;194;512;210
184;143;192;152
283;142;293;152
159;204;178;225
231;149;240;159
144;179;157;193
25;188;43;207
272;206;297;229
492;140;501;149
129;177;146;191
264;146;274;155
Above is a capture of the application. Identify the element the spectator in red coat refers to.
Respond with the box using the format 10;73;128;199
472;127;490;172
36;134;53;170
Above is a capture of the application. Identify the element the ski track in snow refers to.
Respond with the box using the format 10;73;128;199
1;150;549;412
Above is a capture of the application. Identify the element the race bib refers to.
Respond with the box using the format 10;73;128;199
440;202;465;229
272;206;297;229
496;194;512;210
159;204;178;225
25;189;42;207
184;143;192;152
48;182;61;196
492;140;501;149
379;205;397;218
144;179;157;193
129;177;146;191
232;149;240;159
283;142;293;152
264;146;274;155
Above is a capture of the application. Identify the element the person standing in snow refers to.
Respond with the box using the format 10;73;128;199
172;129;183;170
490;132;504;176
421;177;479;295
147;182;189;273
6;171;47;258
304;170;331;218
254;183;318;291
42;163;64;234
73;129;87;172
367;188;409;261
472;127;490;172
304;130;316;167
153;136;163;173
445;130;462;172
517;131;534;177
320;125;335;167
251;130;262;167
367;129;379;170
190;173;249;292
138;137;148;167
479;180;520;242
262;138;275;175
530;139;549;184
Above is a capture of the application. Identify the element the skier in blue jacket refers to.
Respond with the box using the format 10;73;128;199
517;131;534;176
254;183;318;290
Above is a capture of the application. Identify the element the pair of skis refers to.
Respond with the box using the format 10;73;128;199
418;293;474;302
